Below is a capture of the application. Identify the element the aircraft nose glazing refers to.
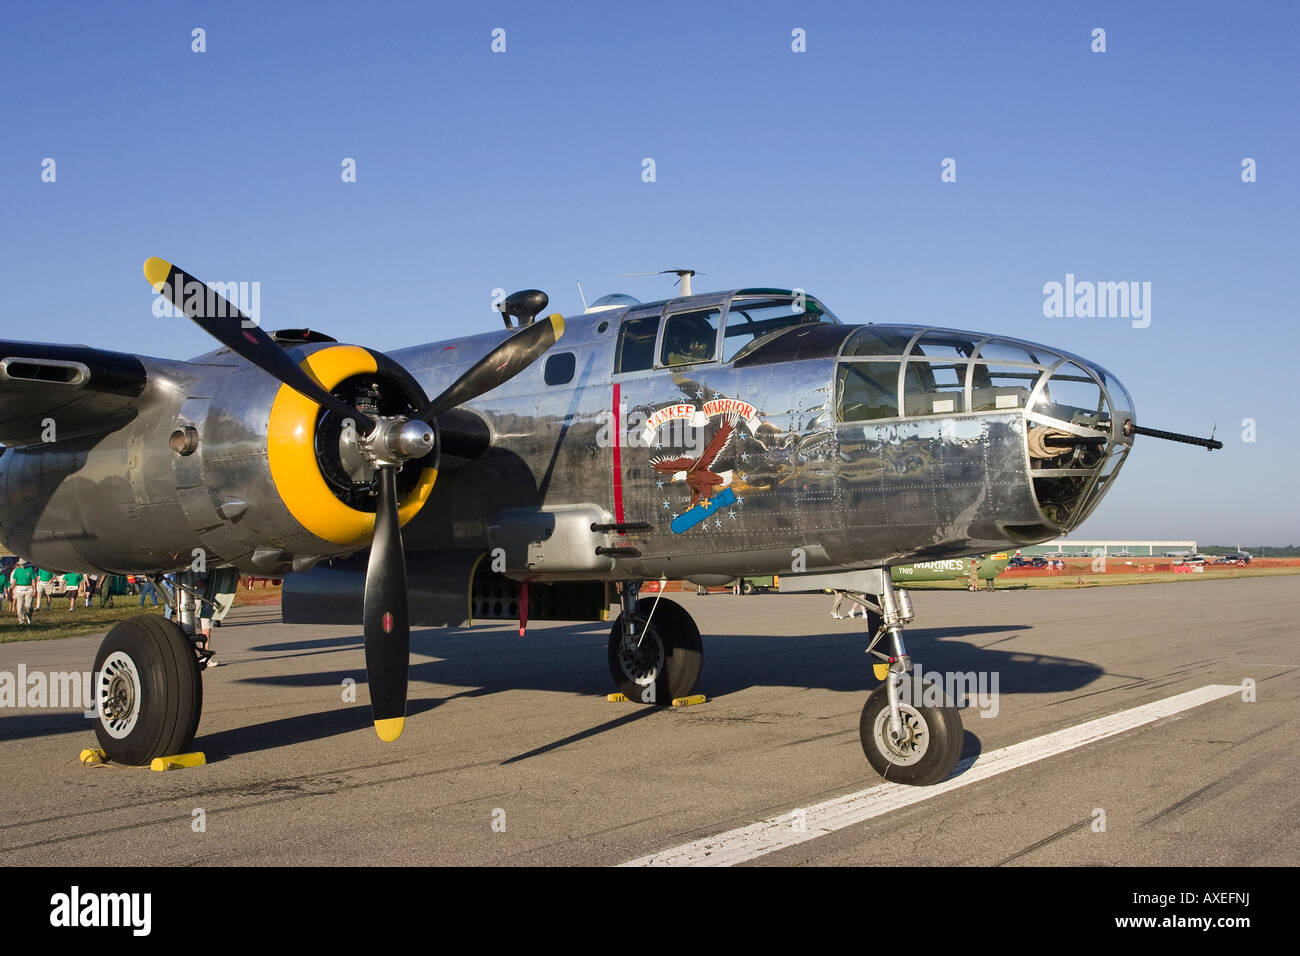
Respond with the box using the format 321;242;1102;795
1023;356;1134;532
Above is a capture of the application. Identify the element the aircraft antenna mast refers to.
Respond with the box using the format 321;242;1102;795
620;268;702;297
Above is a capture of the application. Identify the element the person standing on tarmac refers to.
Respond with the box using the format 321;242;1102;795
34;566;55;612
139;576;162;607
194;572;218;669
831;591;866;619
11;560;37;624
63;571;84;611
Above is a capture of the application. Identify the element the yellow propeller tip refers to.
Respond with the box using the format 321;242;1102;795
142;257;172;290
548;313;565;340
374;716;405;742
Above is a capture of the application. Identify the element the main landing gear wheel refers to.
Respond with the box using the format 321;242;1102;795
92;615;203;765
608;597;702;705
858;682;963;786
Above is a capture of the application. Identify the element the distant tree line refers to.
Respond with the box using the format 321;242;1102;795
1202;544;1300;557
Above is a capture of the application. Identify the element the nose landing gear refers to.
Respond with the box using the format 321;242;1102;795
838;577;964;786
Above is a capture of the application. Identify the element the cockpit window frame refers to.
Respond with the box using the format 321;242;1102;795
613;307;666;376
722;295;839;364
658;305;724;369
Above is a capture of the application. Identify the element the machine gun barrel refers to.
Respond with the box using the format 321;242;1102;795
1124;421;1223;450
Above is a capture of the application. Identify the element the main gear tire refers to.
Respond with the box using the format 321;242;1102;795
607;597;702;705
92;615;203;765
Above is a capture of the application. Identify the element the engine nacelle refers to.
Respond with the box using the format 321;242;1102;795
0;343;437;574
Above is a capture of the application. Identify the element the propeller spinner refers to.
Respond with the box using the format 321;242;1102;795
145;257;564;741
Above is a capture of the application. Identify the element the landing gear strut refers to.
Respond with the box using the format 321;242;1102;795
838;576;964;786
607;581;703;704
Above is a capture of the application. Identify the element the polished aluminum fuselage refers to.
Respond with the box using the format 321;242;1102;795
0;292;1133;583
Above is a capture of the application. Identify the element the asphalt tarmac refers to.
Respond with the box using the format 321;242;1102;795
0;577;1295;866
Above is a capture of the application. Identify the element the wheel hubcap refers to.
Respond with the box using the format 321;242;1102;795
619;628;665;685
872;703;930;765
98;651;141;739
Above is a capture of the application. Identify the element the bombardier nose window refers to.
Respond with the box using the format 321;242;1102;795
904;360;966;415
971;364;1037;411
1034;362;1107;429
837;362;901;421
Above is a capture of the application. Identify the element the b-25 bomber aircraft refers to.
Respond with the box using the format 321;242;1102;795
0;258;1221;785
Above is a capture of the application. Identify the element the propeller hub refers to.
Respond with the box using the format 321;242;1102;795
394;419;436;459
363;416;435;468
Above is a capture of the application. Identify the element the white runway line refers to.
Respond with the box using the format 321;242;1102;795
621;683;1242;867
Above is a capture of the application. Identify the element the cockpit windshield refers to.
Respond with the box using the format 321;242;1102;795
724;296;837;362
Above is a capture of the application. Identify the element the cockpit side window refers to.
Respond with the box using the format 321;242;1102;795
660;308;721;367
616;314;661;373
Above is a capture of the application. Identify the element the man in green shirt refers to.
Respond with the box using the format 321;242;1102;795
0;567;10;613
11;560;37;624
34;567;55;612
63;572;84;612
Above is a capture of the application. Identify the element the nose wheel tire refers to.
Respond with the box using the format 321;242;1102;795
92;615;203;765
608;597;702;705
858;682;963;786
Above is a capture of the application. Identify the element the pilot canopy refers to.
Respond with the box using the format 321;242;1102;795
613;292;839;374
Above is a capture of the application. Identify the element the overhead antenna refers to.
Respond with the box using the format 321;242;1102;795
621;268;703;298
576;280;588;312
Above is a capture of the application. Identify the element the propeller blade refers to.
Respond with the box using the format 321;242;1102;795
416;313;564;422
363;465;409;741
143;257;370;428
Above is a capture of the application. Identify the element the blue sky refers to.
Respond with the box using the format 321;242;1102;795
2;1;1296;543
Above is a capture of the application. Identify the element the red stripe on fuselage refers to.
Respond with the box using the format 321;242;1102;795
612;383;625;525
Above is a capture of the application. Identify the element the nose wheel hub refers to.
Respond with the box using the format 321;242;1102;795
874;703;930;764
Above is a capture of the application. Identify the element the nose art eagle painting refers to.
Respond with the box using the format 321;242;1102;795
650;411;740;513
